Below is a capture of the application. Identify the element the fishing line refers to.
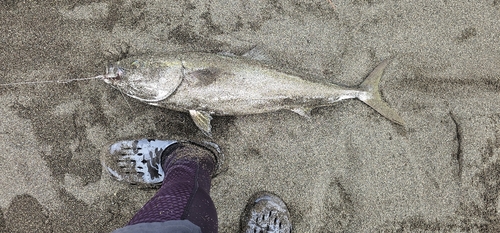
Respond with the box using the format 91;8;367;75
0;75;106;86
1;73;133;111
118;88;133;112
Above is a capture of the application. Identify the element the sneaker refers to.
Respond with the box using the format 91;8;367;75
241;191;292;233
101;138;223;188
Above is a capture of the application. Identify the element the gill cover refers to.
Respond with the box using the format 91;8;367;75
112;57;184;102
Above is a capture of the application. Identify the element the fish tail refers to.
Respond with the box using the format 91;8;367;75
357;59;405;125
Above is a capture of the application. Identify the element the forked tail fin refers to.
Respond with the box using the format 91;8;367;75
358;59;405;125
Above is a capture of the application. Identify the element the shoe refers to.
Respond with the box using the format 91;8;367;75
101;138;223;188
241;191;292;233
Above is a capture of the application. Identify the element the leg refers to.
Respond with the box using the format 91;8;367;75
127;143;218;233
104;139;221;233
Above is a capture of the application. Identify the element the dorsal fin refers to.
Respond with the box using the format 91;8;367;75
242;46;271;63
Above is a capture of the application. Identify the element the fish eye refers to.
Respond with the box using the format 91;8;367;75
131;60;144;68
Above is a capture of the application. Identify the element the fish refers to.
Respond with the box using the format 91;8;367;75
103;52;404;136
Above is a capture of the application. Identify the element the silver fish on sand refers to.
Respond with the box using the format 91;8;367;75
103;52;404;136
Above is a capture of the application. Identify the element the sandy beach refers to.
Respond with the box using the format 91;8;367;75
1;0;500;232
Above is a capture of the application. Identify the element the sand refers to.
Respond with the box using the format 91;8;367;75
1;0;500;232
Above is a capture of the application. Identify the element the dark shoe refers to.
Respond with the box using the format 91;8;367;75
241;191;292;233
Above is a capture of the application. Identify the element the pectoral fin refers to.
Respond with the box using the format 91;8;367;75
189;110;213;136
291;107;313;119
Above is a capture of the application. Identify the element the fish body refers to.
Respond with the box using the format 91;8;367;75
104;52;404;135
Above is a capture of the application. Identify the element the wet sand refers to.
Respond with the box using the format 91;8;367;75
1;0;500;232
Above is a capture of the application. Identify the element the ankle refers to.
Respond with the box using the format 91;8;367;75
161;142;217;175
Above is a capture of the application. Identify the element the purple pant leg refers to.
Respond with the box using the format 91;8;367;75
127;144;218;233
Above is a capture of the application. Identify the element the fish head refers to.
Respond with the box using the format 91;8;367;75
103;57;184;102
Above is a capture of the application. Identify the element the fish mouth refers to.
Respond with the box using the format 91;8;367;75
103;64;124;84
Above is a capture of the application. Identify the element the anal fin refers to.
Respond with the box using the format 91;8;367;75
189;110;213;137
